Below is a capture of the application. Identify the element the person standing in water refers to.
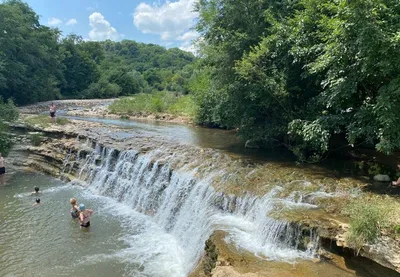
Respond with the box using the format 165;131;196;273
49;102;56;123
0;152;5;185
78;203;93;228
70;198;80;219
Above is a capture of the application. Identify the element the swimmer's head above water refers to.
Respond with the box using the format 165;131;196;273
79;203;85;211
70;198;77;205
36;198;40;204
34;187;39;192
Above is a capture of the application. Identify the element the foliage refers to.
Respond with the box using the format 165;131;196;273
0;121;12;156
0;1;196;104
24;115;70;127
108;92;197;117
29;132;42;146
169;95;198;117
0;0;63;105
0;97;19;121
0;96;18;155
340;195;400;253
194;0;400;160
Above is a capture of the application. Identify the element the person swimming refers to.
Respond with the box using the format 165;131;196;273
78;203;93;228
31;187;41;195
32;198;42;207
70;198;80;219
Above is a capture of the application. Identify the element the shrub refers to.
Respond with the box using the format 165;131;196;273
24;115;70;127
342;199;388;253
29;132;42;146
0;97;19;121
108;92;198;117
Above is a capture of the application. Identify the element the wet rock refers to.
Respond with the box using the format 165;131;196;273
373;174;391;182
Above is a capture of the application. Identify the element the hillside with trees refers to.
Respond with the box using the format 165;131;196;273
0;0;195;105
1;0;400;161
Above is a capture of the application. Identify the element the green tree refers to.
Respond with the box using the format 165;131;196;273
59;35;101;97
0;0;63;105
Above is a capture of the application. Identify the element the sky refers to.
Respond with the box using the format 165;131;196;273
23;0;199;52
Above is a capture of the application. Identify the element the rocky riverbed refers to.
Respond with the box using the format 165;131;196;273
19;98;193;124
5;103;400;276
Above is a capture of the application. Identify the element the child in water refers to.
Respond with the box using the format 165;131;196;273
31;187;41;195
32;198;42;207
69;198;80;219
78;203;93;228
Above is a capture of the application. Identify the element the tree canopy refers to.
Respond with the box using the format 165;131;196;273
0;0;196;105
192;0;400;160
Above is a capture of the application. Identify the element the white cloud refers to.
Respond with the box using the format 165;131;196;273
178;30;198;42
48;17;63;26
88;12;120;41
133;0;198;41
66;18;78;26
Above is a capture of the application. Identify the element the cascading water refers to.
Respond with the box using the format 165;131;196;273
72;142;319;276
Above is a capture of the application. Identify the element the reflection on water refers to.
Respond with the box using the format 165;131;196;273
66;116;293;162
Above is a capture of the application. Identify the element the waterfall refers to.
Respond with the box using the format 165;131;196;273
74;143;319;275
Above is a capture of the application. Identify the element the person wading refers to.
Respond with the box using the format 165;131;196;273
78;203;93;228
0;152;5;185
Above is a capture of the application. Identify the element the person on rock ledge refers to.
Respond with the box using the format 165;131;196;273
49;102;56;124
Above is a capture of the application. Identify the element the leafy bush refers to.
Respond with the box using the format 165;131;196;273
0;98;19;155
29;132;42;146
0;97;19;121
0;121;12;156
24;115;70;127
342;199;388;253
108;92;197;117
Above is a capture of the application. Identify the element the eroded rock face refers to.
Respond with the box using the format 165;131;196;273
361;237;400;272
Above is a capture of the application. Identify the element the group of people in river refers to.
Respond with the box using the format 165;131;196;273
28;185;93;228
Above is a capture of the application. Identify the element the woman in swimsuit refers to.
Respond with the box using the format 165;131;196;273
78;203;93;228
70;198;80;219
49;102;56;123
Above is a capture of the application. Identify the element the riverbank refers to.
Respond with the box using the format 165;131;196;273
19;98;195;125
6;112;400;276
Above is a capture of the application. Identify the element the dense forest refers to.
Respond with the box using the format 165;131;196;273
192;0;400;161
0;0;195;105
1;0;400;161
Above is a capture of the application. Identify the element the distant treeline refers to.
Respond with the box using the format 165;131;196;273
0;0;195;106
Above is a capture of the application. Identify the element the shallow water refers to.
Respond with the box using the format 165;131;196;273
0;172;186;277
66;116;283;161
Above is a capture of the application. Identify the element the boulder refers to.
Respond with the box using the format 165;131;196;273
373;174;391;182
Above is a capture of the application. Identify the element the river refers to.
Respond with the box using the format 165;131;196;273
1;114;399;277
